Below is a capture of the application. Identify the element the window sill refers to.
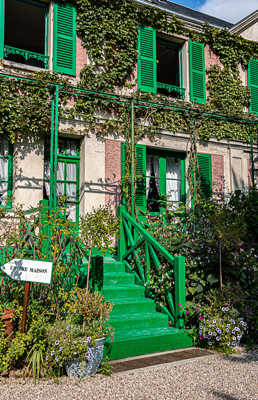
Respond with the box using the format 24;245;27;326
2;59;48;74
157;82;185;99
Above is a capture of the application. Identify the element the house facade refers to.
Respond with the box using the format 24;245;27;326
0;0;257;222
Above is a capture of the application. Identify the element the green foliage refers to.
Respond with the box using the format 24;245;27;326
79;205;120;250
145;189;257;346
97;357;113;376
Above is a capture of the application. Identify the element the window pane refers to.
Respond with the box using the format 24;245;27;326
66;163;76;181
66;204;76;222
0;158;8;181
146;155;160;211
166;157;181;207
57;162;65;181
66;183;76;202
0;182;8;206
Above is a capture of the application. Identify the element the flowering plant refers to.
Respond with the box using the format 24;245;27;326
45;289;113;374
198;306;248;353
45;321;92;372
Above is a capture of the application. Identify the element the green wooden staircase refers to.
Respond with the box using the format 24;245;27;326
102;254;192;360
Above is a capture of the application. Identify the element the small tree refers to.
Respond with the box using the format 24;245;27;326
79;206;120;293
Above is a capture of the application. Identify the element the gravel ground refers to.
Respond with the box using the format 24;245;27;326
0;349;257;400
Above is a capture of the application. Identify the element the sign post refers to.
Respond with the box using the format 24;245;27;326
1;259;53;333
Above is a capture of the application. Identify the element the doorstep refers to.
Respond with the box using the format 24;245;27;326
110;347;215;374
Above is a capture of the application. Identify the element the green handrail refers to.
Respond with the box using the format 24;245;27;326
119;205;185;329
120;208;175;264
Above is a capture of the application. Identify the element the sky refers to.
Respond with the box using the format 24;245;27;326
169;0;258;23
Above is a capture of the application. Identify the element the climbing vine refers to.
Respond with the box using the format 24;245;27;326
0;0;257;202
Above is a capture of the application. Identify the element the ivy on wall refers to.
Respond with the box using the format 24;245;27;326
0;0;257;146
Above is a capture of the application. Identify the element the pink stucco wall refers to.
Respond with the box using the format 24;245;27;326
105;140;121;215
212;154;224;194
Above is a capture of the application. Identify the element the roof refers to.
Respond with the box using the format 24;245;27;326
230;9;258;34
136;0;234;29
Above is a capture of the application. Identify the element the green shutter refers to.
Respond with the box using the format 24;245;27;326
135;144;146;213
197;153;212;198
248;58;258;114
189;40;206;104
138;26;157;94
53;2;76;76
0;0;4;60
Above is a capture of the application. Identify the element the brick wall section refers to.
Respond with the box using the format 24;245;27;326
76;37;87;79
204;45;222;71
105;140;121;215
204;45;222;101
212;154;224;194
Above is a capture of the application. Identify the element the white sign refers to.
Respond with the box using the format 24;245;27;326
1;259;53;284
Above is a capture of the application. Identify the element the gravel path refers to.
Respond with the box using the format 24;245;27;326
0;349;257;400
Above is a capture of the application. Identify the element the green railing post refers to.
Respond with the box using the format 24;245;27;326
130;100;135;216
118;205;126;261
175;256;186;329
39;199;50;259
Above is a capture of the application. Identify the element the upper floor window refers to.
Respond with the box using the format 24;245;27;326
137;26;206;104
0;137;13;209
157;38;183;98
4;0;49;69
0;0;77;76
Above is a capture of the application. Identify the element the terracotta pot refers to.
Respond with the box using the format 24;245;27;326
1;309;15;339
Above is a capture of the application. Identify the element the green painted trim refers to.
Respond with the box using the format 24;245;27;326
137;26;157;94
179;45;183;91
175;256;185;329
197;153;212;198
0;0;4;60
248;58;258;114
189;40;206;104
53;2;77;76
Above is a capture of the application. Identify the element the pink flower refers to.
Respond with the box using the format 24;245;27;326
196;307;200;311
178;303;181;306
186;310;189;315
198;316;204;321
200;336;204;340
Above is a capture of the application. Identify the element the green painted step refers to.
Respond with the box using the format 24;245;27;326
103;284;145;299
109;298;156;316
109;312;168;330
102;256;193;360
108;327;193;360
104;272;134;286
103;259;125;273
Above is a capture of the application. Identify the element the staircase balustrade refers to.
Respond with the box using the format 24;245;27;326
118;205;185;329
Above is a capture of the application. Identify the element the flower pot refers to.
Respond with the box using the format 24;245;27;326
65;337;104;378
1;309;15;340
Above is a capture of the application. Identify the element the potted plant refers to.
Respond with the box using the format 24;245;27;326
46;288;113;378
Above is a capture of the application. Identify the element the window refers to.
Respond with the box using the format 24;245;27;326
157;39;183;97
0;137;13;208
0;0;77;75
137;26;206;104
248;58;258;114
4;0;49;69
44;138;80;224
146;149;186;212
121;143;186;215
137;26;185;99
